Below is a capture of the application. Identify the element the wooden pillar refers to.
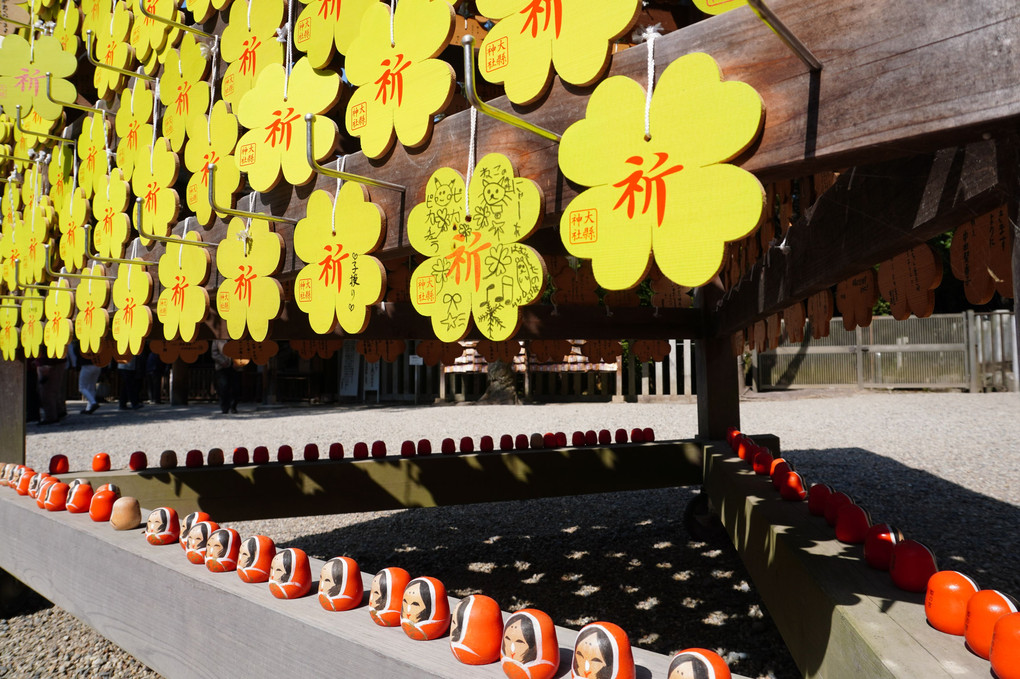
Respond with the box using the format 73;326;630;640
1009;136;1020;391
696;289;740;440
0;358;26;464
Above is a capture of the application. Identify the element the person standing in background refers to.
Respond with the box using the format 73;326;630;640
78;341;104;414
117;356;143;410
146;351;166;404
36;353;67;424
211;340;240;414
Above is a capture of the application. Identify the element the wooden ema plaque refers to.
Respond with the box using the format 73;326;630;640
950;206;1014;304
836;270;878;331
876;243;943;321
806;290;833;339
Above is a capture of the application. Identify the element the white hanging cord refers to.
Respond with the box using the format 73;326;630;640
389;0;396;47
464;106;477;220
109;0;117;35
331;156;345;236
206;35;220;138
278;0;294;99
179;216;190;267
636;24;663;141
247;0;253;30
127;239;136;286
63;0;72;28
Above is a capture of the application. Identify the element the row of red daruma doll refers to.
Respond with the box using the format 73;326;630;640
726;428;1020;679
44;428;659;474
0;464;729;679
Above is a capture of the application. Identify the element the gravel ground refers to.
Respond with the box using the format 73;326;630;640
3;390;1018;678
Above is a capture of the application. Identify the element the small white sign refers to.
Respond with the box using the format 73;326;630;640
408;354;424;366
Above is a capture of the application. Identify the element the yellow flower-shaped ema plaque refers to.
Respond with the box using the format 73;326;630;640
0;302;18;361
111;258;153;355
408;153;545;342
17;198;56;284
48;143;73;220
476;0;640;105
156;227;210;341
0;213;23;292
76;113;111;199
91;0;135;101
343;0;454;159
558;52;765;290
57;188;89;272
160;35;210;153
293;0;375;68
234;58;340;192
220;0;284;109
293;183;386;334
74;264;111;353
184;101;240;225
92;169;132;259
215;218;283;341
19;290;44;358
131;0;182;71
187;0;234;25
0;34;78;120
43;278;74;358
115;82;155;182
54;2;82;54
132;138;180;245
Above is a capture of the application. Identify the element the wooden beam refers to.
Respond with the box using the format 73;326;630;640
696;289;741;439
702;446;992;679
52;440;738;522
0;493;736;679
712;139;1008;336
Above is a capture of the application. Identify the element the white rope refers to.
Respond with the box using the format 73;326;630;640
207;35;220;138
247;0;253;30
464;106;477;220
128;239;136;286
179;217;190;267
637;24;663;141
63;0;71;28
331;156;345;235
389;0;396;47
279;0;294;99
109;0;117;35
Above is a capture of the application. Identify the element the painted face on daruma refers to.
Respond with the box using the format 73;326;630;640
667;653;716;679
368;567;409;627
402;580;428;624
145;507;180;545
237;535;276;583
503;617;535;663
179;511;210;548
268;548;312;599
573;629;611;678
318;557;363;611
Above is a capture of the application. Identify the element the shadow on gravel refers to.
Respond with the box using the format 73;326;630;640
267;487;801;679
783;446;1020;595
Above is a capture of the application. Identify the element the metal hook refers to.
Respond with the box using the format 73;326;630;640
208;163;298;224
746;0;822;72
0;15;31;28
0;151;35;164
12;259;64;292
85;30;157;81
0;294;23;307
136;0;213;39
461;35;561;143
135;198;214;248
304;114;405;193
15;105;73;144
44;243;116;281
45;72;106;115
85;223;158;267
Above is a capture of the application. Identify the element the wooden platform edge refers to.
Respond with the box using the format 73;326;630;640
53;440;714;522
702;445;988;679
0;492;752;679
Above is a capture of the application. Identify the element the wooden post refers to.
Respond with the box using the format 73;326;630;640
1009;135;1020;391
696;289;740;439
0;358;26;465
683;339;692;399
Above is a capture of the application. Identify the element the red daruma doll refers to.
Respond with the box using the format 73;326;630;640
179;511;211;549
237;535;276;583
268;548;312;599
571;622;634;679
368;567;410;627
145;507;180;545
667;649;731;679
450;594;503;665
401;576;450;641
318;557;363;612
205;528;241;572
185;521;220;564
501;609;559;679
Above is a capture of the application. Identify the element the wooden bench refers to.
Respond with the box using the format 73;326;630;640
702;445;990;678
0;491;752;679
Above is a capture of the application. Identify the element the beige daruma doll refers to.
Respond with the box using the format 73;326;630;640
145;507;181;545
571;622;634;679
401;576;450;641
450;594;503;665
237;535;276;583
318;557;364;612
500;609;559;679
269;548;312;599
368;567;410;627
